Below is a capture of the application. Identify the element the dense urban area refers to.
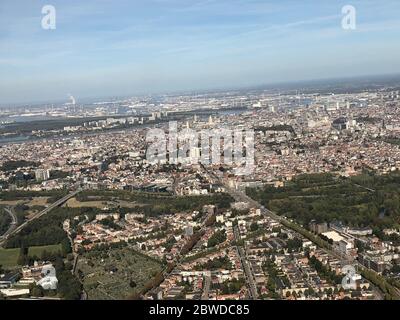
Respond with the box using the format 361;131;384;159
2;81;400;300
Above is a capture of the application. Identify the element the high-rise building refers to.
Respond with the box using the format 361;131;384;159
185;225;194;237
35;169;50;181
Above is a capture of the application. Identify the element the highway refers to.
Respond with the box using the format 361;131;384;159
0;189;81;247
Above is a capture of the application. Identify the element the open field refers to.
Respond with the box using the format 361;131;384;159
0;200;24;206
64;197;166;210
27;197;49;207
63;197;112;209
28;244;62;258
0;247;19;268
0;244;62;269
116;200;142;208
77;246;163;300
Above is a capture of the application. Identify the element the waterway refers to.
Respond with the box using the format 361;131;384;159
0;107;247;146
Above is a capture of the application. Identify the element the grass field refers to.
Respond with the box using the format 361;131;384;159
0;200;24;206
0;197;53;208
28;244;62;258
0;244;62;269
0;247;19;269
77;246;163;300
27;197;49;207
63;197;141;210
63;197;112;209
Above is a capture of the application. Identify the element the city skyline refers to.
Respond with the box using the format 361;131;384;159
1;0;400;104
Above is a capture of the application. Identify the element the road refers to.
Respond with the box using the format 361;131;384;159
352;183;376;193
238;246;258;299
233;225;258;299
66;231;79;275
0;206;18;240
0;189;82;247
148;208;215;297
201;271;211;300
201;165;259;298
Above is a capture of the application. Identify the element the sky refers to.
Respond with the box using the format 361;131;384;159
1;0;400;104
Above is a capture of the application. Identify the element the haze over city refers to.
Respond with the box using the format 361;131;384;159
1;0;400;104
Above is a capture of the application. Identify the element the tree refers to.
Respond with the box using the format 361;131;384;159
56;260;82;300
391;264;400;274
17;244;29;266
31;286;44;297
250;222;259;232
207;230;227;248
61;238;72;255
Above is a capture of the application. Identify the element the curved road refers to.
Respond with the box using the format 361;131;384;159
0;206;18;240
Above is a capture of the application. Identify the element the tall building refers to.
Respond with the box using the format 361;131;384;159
35;169;50;181
185;225;194;237
309;220;328;234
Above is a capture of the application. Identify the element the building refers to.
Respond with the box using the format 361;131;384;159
203;205;216;215
185;225;194;237
21;262;58;290
322;230;357;257
0;288;30;298
22;262;54;280
309;220;328;234
332;117;348;131
96;213;120;221
358;253;390;274
37;275;58;290
0;272;19;289
35;169;50;181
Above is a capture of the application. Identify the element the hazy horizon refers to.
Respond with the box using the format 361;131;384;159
1;0;400;105
0;72;399;108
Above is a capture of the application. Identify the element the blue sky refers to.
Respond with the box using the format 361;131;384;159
1;0;400;104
